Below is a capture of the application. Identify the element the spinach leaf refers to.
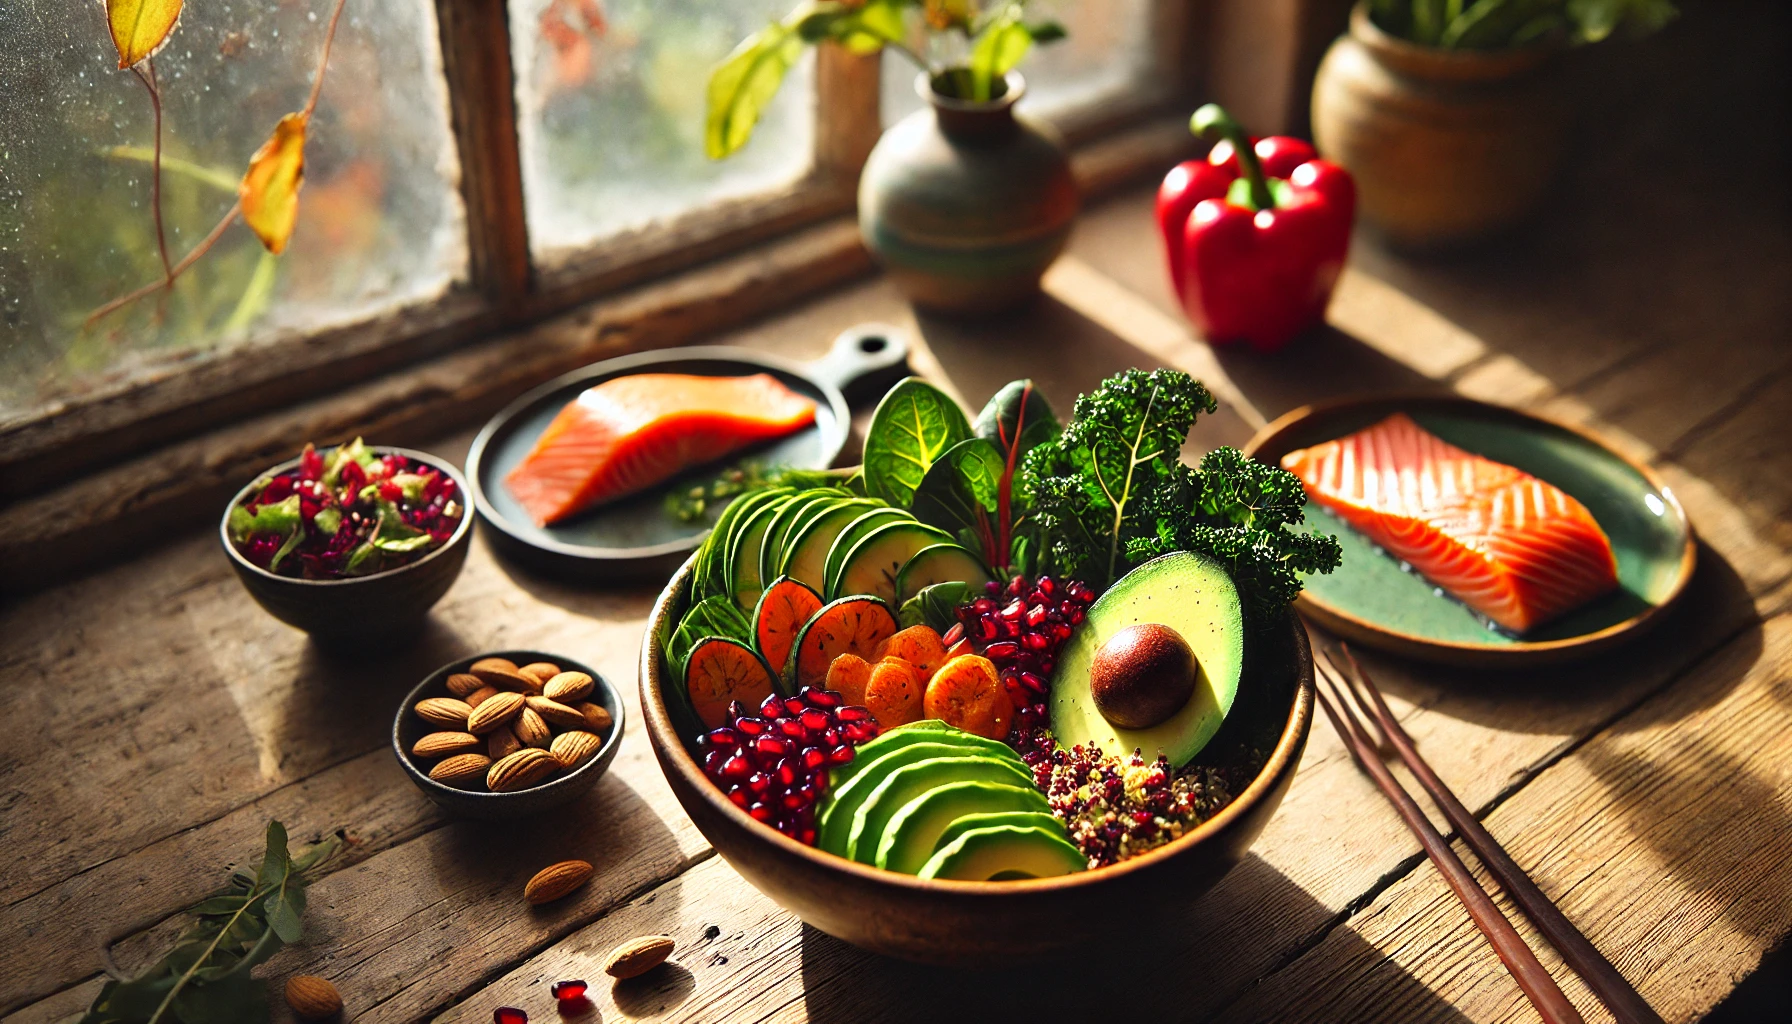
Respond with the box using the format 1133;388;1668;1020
862;377;971;508
667;595;754;679
910;437;1004;559
899;581;975;631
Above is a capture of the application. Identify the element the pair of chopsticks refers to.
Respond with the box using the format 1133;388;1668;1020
1314;643;1664;1024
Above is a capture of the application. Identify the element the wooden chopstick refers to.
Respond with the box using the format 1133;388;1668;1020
1331;644;1666;1024
1313;665;1588;1024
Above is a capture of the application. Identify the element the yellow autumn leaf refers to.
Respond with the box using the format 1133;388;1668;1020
239;113;308;255
107;0;184;69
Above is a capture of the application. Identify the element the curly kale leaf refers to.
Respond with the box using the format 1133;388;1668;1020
1023;369;1216;589
1024;370;1340;616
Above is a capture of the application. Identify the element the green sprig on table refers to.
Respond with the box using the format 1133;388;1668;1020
82;822;340;1024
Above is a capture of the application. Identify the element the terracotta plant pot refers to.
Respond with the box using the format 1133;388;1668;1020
639;554;1315;965
1311;3;1568;249
858;72;1079;314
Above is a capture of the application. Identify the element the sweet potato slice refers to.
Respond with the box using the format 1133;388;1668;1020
825;653;874;707
872;625;947;681
753;576;822;682
685;638;777;729
791;597;897;689
924;654;1010;739
865;657;924;727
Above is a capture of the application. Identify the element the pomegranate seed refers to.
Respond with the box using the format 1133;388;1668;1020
703;751;729;777
972;597;996;615
807;689;842;708
552;979;588;1001
1000;599;1026;620
841;721;875;743
760;695;786;719
706;727;740;748
781;790;807;811
777;718;806;740
1003;678;1029;704
728;788;750;808
1025;604;1048;627
749;802;774;822
801;746;827;770
722;754;753;779
800;828;817;845
747;772;771;795
985;641;1020;661
984;581;1003;597
735;716;767;736
754;736;790;760
784;697;807;716
1037;575;1057;595
1020;671;1049;694
799;709;830;732
1022;632;1050;651
836;706;872;722
777;758;799;786
976;617;1000;641
1007;576;1028;597
1067;606;1087;625
495;1008;528;1024
1053;622;1074;642
823;727;841;746
811;770;829;795
1002;619;1022;639
942;622;965;646
828;745;855;765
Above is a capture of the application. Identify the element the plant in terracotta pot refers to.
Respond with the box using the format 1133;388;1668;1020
706;1;1077;314
1311;0;1677;248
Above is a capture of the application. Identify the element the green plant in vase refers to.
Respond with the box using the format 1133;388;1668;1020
1366;0;1676;50
706;1;1080;315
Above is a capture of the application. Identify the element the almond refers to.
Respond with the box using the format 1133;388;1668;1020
543;670;594;703
551;730;603;769
412;731;481;758
604;935;674;979
465;685;500;708
414;697;472;729
577;701;614;734
466;691;525;734
488;748;558;792
513;706;553;747
444;672;485;697
473;662;536;692
284;974;343;1018
487;724;522;761
428;752;491;785
523;859;593;905
470;656;518;674
519;661;562;685
526;695;587;730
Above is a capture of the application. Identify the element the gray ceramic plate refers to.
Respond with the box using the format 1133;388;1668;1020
1245;396;1696;666
466;325;910;581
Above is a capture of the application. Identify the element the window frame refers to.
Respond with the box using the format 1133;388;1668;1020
1;0;1308;499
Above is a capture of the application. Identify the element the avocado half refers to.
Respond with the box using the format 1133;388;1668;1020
1049;551;1245;768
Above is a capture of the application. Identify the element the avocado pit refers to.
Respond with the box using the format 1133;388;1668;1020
1090;623;1198;730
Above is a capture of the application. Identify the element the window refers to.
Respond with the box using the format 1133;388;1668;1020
0;0;465;418
1;0;1207;492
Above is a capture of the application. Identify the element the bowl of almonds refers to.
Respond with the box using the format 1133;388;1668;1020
393;651;624;819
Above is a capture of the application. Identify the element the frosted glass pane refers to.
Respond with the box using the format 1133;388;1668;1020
881;0;1157;127
0;0;467;417
513;0;817;258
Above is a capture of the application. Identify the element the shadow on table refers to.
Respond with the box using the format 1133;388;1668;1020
795;854;1473;1024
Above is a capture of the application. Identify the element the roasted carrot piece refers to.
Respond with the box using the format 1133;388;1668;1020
792;597;897;689
753;576;822;681
864;657;924;727
923;654;1008;739
685;638;777;730
872;625;947;680
825;653;874;707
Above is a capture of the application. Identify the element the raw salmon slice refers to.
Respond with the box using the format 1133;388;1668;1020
1281;413;1618;633
505;373;817;526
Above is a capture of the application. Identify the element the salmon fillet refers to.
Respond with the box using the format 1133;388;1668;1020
1281;413;1618;633
505;373;817;526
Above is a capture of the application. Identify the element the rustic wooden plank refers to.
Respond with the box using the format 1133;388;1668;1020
1210;611;1792;1024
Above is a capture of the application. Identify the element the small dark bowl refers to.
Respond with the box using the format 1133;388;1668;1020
640;555;1314;965
220;445;474;644
393;650;625;820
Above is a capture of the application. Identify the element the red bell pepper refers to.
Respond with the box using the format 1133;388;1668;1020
1155;104;1354;352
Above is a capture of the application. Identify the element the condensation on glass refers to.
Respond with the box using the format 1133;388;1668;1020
0;0;466;419
511;0;817;261
879;0;1157;128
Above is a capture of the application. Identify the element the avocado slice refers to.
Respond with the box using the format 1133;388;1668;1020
818;741;973;856
917;825;1087;880
846;756;1033;863
1049;551;1244;768
828;720;1020;791
933;811;1066;853
875;781;1051;875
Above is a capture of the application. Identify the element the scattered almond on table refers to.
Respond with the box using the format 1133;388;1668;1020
605;935;675;979
409;658;612;793
525;859;594;905
284;975;342;1019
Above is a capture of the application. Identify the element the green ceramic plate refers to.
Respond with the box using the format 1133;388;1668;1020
1245;396;1696;666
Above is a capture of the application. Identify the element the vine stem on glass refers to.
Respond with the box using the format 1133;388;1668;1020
87;0;352;326
128;58;173;287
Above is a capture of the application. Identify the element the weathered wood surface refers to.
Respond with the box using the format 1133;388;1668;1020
5;8;1788;1021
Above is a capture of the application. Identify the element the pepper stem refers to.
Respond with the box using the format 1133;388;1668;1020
1190;103;1273;211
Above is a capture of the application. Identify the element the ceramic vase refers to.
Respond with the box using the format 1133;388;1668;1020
1311;3;1568;249
858;72;1079;314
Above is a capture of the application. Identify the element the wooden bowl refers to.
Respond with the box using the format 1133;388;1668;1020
639;556;1314;965
220;446;473;645
393;650;625;820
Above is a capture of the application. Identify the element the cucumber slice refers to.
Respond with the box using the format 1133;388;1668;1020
727;497;795;611
822;508;913;599
760;492;847;591
894;543;991;604
708;488;791;599
781;500;881;592
832;521;955;604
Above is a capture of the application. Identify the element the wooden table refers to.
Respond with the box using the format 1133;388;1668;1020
7;15;1789;1022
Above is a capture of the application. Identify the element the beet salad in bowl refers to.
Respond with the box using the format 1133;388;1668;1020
222;438;474;642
